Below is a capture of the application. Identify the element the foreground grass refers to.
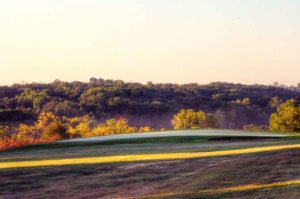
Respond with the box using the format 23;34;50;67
1;135;299;199
1;143;300;169
140;179;300;199
1;149;299;199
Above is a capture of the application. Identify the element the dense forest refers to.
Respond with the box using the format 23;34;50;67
1;78;300;129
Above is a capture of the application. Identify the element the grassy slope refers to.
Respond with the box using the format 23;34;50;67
0;135;300;198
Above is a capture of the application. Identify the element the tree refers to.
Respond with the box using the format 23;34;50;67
233;97;250;105
16;89;48;111
35;112;60;130
0;126;9;138
243;124;267;131
171;109;207;129
269;97;282;108
16;123;37;140
139;126;153;132
269;99;300;132
42;122;68;140
67;116;92;137
90;117;137;136
204;114;219;128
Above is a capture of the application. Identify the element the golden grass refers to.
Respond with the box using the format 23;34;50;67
137;179;300;198
1;144;300;169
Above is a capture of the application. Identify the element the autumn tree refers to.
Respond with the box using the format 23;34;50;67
171;109;218;129
139;126;153;132
0;126;9;138
16;112;68;141
233;97;251;105
203;114;219;128
243;124;267;131
66;115;92;137
90;118;137;136
269;97;282;108
269;99;300;132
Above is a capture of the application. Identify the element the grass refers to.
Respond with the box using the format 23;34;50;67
1;136;217;151
1;143;300;169
1;148;299;198
140;179;300;199
1;133;300;198
1;135;300;163
0;135;286;152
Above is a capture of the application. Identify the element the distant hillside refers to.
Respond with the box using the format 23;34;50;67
0;78;300;129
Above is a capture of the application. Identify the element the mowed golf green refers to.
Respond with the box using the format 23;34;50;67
0;130;300;198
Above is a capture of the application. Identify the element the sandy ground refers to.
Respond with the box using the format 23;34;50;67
59;129;286;143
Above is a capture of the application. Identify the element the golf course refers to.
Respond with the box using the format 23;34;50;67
1;129;299;199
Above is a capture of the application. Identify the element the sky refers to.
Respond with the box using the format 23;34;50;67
0;0;299;86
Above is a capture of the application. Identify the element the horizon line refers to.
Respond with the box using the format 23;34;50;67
0;78;298;88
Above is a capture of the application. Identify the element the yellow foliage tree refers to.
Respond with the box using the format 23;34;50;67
269;99;300;132
171;109;218;129
35;112;60;131
90;118;137;137
139;126;153;132
0;126;9;139
16;112;68;141
66;116;92;137
171;109;207;129
15;124;37;140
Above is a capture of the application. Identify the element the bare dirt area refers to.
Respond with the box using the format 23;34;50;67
0;148;299;199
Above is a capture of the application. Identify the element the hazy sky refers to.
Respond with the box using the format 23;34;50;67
1;0;299;86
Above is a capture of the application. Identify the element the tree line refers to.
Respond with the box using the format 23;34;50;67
1;78;299;129
1;98;299;150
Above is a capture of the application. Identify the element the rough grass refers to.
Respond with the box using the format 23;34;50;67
141;179;300;198
1;149;300;198
0;135;300;198
1;143;300;169
1;135;282;152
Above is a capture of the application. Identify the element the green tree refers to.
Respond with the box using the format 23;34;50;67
16;89;48;111
269;99;300;132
